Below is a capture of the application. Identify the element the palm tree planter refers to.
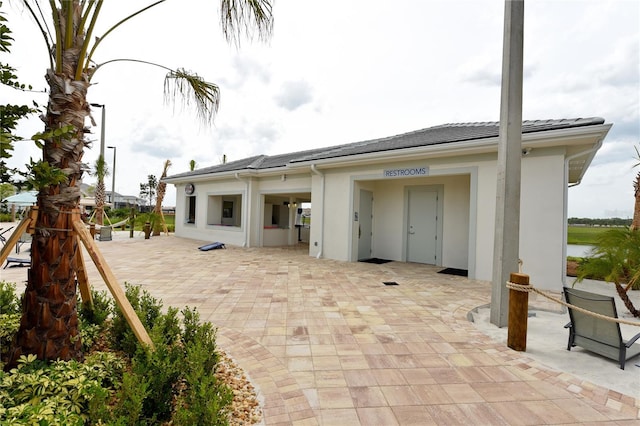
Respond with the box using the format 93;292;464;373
4;0;272;368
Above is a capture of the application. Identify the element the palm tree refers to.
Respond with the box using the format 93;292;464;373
7;0;273;368
631;146;640;231
153;160;172;235
575;145;640;317
576;229;640;317
92;154;109;225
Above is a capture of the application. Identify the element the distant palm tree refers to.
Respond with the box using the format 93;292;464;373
189;159;197;171
631;146;640;231
153;160;172;235
91;155;109;225
7;0;273;368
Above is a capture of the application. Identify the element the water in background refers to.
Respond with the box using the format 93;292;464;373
567;244;594;258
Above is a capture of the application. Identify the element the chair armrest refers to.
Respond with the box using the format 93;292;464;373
624;331;640;347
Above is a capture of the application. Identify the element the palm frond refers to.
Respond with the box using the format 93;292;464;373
220;0;273;45
92;154;109;179
164;69;219;124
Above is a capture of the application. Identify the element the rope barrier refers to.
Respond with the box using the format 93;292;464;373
506;281;640;327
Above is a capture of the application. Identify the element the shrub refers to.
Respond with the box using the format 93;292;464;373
1;282;233;424
110;283;163;355
78;286;112;326
0;353;124;425
0;281;20;315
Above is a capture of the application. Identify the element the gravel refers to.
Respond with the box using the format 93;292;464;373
216;351;263;425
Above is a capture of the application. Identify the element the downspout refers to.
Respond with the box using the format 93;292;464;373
311;164;325;259
562;140;603;282
235;173;250;247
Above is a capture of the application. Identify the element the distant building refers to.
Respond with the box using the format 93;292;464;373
164;118;611;291
79;183;146;210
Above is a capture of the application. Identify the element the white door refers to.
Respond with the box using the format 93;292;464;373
358;190;373;260
407;188;438;264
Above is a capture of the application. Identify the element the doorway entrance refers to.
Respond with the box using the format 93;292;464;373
358;189;373;260
407;186;441;264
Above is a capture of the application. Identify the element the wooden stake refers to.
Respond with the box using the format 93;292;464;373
507;272;529;351
72;220;154;348
71;209;92;307
0;208;33;267
74;245;92;307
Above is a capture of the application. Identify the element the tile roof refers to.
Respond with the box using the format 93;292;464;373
166;117;605;179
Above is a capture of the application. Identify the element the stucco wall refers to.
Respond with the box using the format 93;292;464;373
172;148;570;292
466;150;566;289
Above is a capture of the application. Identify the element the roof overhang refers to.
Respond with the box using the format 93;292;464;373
163;122;611;185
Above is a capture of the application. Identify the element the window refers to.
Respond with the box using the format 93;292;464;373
186;196;196;224
207;194;242;227
222;201;234;218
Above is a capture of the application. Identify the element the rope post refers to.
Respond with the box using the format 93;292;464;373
507;272;529;351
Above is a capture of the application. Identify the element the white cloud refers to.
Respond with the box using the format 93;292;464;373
274;80;313;111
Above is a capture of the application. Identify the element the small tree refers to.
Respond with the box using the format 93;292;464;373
576;145;640;317
139;175;157;207
0;2;35;184
576;229;640;317
91;155;109;225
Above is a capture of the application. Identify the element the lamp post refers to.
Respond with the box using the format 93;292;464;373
90;103;106;224
107;145;116;207
89;103;105;159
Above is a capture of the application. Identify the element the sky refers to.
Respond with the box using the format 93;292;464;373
2;0;639;218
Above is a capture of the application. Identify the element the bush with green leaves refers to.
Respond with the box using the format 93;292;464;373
577;227;640;317
108;288;232;424
0;281;20;315
0;352;125;424
0;281;21;363
110;282;163;355
1;281;233;424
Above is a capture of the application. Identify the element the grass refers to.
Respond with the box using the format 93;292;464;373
567;226;617;245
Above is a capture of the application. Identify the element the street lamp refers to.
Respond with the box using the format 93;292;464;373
89;103;106;159
107;146;116;207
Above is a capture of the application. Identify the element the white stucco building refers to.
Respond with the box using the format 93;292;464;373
164;118;611;291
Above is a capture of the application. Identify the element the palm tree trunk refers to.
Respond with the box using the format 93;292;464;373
614;281;640;318
6;35;89;367
631;172;640;231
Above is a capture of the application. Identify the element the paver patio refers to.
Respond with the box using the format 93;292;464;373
2;232;639;424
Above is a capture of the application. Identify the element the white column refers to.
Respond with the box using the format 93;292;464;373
491;0;525;327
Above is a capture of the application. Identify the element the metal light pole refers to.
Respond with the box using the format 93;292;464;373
107;146;116;207
90;103;106;224
89;103;106;159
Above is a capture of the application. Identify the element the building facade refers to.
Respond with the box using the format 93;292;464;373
164;118;611;291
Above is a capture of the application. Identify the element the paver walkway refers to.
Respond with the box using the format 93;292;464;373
2;232;639;424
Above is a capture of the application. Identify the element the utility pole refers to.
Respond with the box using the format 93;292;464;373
491;0;525;327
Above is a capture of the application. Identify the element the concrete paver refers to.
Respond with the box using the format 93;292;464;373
1;230;639;424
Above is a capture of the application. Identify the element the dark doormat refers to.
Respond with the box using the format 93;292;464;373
359;258;392;264
438;267;468;277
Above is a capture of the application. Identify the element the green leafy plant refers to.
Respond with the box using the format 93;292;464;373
110;283;163;355
78;286;112;326
0;353;124;424
0;281;19;315
1;281;234;423
576;227;640;317
22;159;67;190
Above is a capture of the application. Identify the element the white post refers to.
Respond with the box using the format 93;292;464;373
491;0;525;327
